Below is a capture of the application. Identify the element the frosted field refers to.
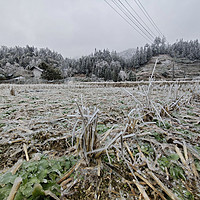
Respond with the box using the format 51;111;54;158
0;82;199;169
0;82;200;199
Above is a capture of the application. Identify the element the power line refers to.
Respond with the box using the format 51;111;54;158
110;0;154;42
137;0;163;36
104;0;153;43
118;0;155;40
111;0;154;41
124;0;157;38
133;0;164;37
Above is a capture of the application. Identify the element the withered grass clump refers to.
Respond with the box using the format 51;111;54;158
10;87;15;96
59;60;200;200
74;101;99;164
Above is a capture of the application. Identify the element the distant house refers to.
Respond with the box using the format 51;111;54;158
13;76;25;83
30;66;43;79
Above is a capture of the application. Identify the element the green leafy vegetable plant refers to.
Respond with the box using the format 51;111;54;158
0;156;78;200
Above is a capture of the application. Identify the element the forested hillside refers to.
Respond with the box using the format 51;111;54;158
0;38;200;82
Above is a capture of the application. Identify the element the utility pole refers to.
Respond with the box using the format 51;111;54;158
183;66;186;79
172;60;175;81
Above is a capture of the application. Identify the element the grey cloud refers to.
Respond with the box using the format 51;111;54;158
0;0;199;58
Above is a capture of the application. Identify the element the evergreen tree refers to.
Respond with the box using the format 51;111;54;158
128;71;136;81
41;66;63;80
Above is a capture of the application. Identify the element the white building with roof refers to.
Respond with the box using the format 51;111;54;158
31;66;43;79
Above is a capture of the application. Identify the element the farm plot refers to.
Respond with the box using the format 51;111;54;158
0;82;200;200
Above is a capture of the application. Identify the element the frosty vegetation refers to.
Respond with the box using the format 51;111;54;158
0;38;200;82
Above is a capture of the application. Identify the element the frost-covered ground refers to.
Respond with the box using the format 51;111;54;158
0;82;200;199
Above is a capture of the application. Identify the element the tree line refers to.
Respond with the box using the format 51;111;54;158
0;38;200;81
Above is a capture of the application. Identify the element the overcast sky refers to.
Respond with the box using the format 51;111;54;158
0;0;199;58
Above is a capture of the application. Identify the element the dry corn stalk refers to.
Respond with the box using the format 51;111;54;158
75;101;99;164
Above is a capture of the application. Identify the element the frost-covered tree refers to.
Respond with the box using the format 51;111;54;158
1;38;200;82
